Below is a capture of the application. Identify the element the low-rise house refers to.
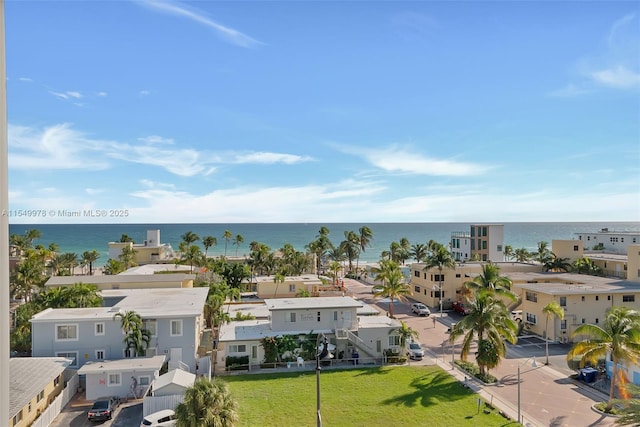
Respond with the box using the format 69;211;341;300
78;355;166;401
31;288;209;374
247;274;326;298
108;229;177;264
9;357;73;427
217;296;402;370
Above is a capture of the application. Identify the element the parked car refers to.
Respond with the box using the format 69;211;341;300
407;341;425;360
452;301;470;315
140;409;177;426
411;303;431;316
87;396;119;422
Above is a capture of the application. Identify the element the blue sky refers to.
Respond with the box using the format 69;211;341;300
5;1;639;224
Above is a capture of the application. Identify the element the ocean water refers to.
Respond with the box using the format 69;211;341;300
8;222;640;267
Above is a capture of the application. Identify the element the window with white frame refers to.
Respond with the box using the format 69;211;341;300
13;410;22;425
56;324;78;341
56;351;78;367
289;312;296;323
108;373;121;386
95;349;105;360
228;344;247;353
289;284;296;292
170;320;183;336
37;390;44;402
388;335;400;346
138;376;150;387
94;322;105;336
525;313;537;324
143;319;157;337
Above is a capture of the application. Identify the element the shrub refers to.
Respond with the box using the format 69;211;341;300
454;360;497;384
226;355;249;371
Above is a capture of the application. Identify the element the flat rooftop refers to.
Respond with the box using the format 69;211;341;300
31;287;209;322
511;272;640;295
264;296;364;311
45;273;196;286
78;355;166;374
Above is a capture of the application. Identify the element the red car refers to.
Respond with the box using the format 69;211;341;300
452;301;470;315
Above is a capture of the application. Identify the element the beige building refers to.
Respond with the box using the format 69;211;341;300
108;230;177;265
44;273;196;291
553;239;632;279
248;274;344;299
510;272;640;343
409;261;542;310
9;357;72;427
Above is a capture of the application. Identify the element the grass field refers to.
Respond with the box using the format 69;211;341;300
224;365;519;427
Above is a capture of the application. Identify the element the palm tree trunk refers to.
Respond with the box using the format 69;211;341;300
389;297;394;317
607;360;617;410
545;317;549;365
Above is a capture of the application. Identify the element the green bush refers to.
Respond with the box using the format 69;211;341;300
454;360;497;384
226;355;249;370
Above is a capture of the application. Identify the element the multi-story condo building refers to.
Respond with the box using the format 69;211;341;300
450;224;504;262
575;228;640;255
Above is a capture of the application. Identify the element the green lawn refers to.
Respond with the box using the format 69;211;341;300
224;365;519;427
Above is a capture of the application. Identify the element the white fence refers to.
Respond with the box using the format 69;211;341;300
142;394;185;417
31;372;79;427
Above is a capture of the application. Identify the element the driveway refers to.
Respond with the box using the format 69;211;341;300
50;393;143;427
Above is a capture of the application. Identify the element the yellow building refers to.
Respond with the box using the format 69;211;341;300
108;229;177;265
44;272;196;290
9;357;71;427
628;244;640;282
248;275;330;298
510;272;640;343
409;261;542;310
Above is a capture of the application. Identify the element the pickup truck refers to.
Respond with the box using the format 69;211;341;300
452;301;470;315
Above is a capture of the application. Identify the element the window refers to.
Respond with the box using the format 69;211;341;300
560;320;567;330
138;376;150;387
414;286;420;293
471;227;475;237
333;311;338;321
143;319;157;337
482;240;487;250
56;351;78;367
96;350;105;360
289;284;296;292
623;295;635;302
525;313;537;324
608;295;611;301
581;296;585;302
389;335;400;346
228;344;247;353
471;239;475;250
289;313;296;323
37;390;44;402
482;254;487;261
56;324;78;341
456;273;461;278
28;402;32;412
414;270;420;277
497;245;502;252
108;373;121;386
54;376;60;386
595;296;599;301
170;320;183;336
559;297;566;307
595;318;599;324
95;322;105;336
13;410;22;425
317;311;321;322
573;245;579;251
581;318;586;324
482;227;487;237
525;292;538;303
431;274;445;282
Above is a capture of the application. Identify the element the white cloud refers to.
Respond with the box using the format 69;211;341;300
608;13;636;46
85;188;104;195
232;151;313;165
97;92;108;97
139;90;150;96
335;144;489;176
18;77;33;82
49;91;84;100
547;84;589;97
590;65;640;89
139;0;262;48
138;135;175;145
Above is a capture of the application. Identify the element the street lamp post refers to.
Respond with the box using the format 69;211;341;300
316;334;329;427
517;357;538;425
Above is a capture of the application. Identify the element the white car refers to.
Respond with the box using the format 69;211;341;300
140;409;177;427
411;303;431;316
407;342;425;360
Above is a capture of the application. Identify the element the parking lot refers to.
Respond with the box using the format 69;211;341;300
50;395;143;427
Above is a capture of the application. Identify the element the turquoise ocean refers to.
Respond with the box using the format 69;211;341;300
8;222;640;267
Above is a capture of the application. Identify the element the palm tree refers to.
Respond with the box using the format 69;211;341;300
103;259;125;275
202;236;217;258
232;234;244;257
410;243;428;263
543;253;572;272
514;248;530;262
181;231;200;246
567;306;640;410
503;245;514;261
461;262;518;302
424;244;456;316
328;261;342;286
542;301;565;365
372;260;411;318
223;230;232;256
113;309;150;357
395;320;419;355
113;309;143;335
24;228;41;246
81;250;100;275
341;230;360;273
118;246;137;269
119;234;134;243
449;291;518;375
306;230;334;276
534;241;552;265
615;383;640;426
180;245;204;273
175;378;239;427
356;225;373;272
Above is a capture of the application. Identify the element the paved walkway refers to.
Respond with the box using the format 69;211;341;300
343;277;618;427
